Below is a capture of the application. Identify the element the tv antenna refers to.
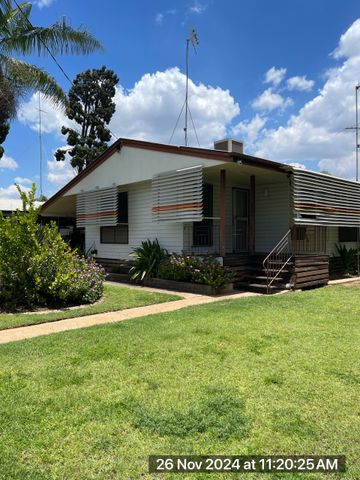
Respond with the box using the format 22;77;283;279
345;84;360;182
38;92;44;197
169;27;200;147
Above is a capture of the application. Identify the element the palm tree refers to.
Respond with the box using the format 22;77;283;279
0;0;103;156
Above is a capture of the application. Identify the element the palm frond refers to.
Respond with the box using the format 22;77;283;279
1;54;66;105
1;16;103;56
0;1;31;36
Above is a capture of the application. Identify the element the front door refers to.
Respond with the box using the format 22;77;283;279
232;188;249;252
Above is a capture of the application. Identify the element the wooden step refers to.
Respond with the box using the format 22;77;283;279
253;275;285;282
247;283;281;293
251;267;292;274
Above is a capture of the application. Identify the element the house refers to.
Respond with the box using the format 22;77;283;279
41;138;360;293
0;198;43;216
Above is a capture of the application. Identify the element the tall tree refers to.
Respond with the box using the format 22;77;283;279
0;0;103;158
55;66;119;173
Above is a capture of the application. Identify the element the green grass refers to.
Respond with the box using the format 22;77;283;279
0;284;359;479
0;283;180;330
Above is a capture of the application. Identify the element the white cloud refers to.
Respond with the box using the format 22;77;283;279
34;0;55;8
333;18;360;59
189;1;207;14
288;162;307;169
155;9;176;24
231;114;267;147
14;176;33;185
17;93;70;135
155;13;164;24
252;88;293;112
0;183;31;199
0;154;18;170
287;76;314;91
47;148;76;186
255;19;360;179
264;66;287;86
110;67;240;147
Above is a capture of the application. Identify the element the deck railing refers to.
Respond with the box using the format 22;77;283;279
262;229;293;293
183;221;247;255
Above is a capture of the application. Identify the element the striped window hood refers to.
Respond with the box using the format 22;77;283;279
152;165;204;222
76;186;118;227
292;169;360;227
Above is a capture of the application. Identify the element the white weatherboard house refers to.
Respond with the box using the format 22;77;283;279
41;138;360;293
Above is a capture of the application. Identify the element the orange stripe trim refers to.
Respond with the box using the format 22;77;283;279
152;202;203;212
294;203;360;215
77;210;117;218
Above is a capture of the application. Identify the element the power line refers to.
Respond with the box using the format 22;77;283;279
12;0;119;141
13;0;73;86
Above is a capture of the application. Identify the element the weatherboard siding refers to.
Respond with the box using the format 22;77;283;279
85;181;184;260
255;181;291;252
326;226;358;255
66;146;225;196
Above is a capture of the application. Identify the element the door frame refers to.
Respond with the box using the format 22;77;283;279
232;187;250;253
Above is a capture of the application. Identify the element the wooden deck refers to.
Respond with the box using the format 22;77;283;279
224;253;329;293
96;253;330;294
291;255;329;289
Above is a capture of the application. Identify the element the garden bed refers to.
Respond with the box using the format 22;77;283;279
144;277;234;295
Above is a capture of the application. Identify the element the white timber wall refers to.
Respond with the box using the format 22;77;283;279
85;181;183;260
326;227;358;255
66;146;225;195
255;181;291;252
205;175;290;253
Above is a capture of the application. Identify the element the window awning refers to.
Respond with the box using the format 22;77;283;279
292;169;360;227
152;165;204;223
76;186;118;227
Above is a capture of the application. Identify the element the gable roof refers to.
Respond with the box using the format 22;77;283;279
41;137;290;211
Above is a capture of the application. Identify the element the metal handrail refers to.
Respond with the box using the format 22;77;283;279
262;229;293;293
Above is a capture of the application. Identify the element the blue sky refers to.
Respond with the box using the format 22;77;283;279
1;0;360;198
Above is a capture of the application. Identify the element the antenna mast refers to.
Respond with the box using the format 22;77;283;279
184;27;199;146
345;84;360;182
356;84;359;182
38;92;44;197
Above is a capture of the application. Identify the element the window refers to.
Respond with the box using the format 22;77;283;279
291;226;307;241
339;227;358;242
100;225;128;244
118;192;128;223
100;191;129;244
193;184;213;247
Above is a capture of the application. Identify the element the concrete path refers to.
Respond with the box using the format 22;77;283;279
328;276;360;285
0;284;258;345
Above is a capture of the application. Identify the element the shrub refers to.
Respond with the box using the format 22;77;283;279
192;258;234;290
130;239;168;281
159;252;202;282
159;253;234;291
336;244;359;275
0;185;105;310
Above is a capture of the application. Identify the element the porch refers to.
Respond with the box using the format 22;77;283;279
183;223;330;293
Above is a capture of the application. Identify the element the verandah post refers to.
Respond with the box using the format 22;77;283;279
220;169;226;257
250;175;256;254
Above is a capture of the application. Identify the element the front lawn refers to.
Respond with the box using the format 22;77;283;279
0;283;180;330
0;284;359;479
